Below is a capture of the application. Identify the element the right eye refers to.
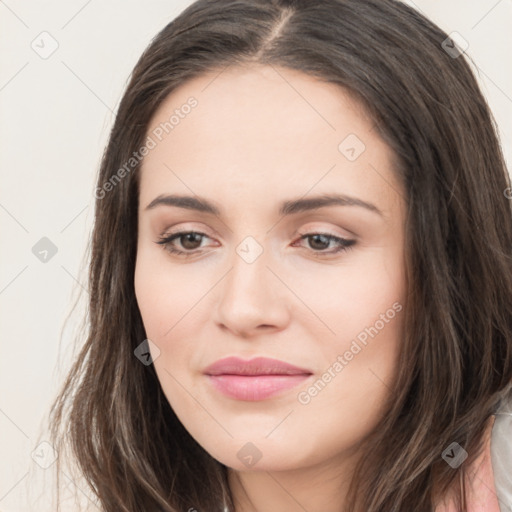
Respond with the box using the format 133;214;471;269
155;231;214;257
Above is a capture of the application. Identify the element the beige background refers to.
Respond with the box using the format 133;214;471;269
1;1;511;510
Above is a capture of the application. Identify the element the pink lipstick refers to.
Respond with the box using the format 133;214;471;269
204;356;312;401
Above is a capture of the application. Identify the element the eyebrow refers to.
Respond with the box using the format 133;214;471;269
144;193;383;217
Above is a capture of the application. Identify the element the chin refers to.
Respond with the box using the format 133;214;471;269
196;433;321;473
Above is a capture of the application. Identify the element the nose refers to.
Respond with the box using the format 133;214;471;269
213;245;291;338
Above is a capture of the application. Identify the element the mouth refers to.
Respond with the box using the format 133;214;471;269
204;356;313;401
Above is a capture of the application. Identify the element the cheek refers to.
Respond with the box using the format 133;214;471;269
134;252;214;392
287;309;402;468
324;269;404;407
289;254;403;343
290;251;404;432
134;249;208;338
300;294;403;403
134;258;204;415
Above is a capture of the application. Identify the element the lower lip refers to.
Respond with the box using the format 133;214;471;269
206;374;311;401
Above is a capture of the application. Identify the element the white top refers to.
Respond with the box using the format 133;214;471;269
491;397;512;511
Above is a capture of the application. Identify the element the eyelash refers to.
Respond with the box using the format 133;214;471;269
155;230;356;258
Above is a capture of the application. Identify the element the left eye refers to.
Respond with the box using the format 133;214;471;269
155;231;356;257
293;233;356;254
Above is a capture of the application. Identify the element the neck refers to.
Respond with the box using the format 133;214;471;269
227;450;360;512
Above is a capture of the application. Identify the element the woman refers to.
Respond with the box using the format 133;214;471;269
46;0;512;510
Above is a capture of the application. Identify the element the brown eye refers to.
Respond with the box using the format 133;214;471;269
155;231;211;256
178;232;204;250
307;234;331;250
295;233;356;255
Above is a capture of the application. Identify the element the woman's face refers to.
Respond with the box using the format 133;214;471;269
134;64;407;473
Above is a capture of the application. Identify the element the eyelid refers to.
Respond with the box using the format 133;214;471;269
158;222;218;239
158;222;353;244
295;221;358;242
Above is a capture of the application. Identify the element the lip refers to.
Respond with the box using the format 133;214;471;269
204;356;313;401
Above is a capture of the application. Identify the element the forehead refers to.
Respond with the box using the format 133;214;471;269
144;63;374;161
139;64;401;214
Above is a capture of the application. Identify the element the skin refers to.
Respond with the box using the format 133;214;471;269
134;64;407;512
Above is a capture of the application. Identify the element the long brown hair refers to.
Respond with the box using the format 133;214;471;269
44;0;512;510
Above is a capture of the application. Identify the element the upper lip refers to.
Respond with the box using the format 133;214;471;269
204;356;312;376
